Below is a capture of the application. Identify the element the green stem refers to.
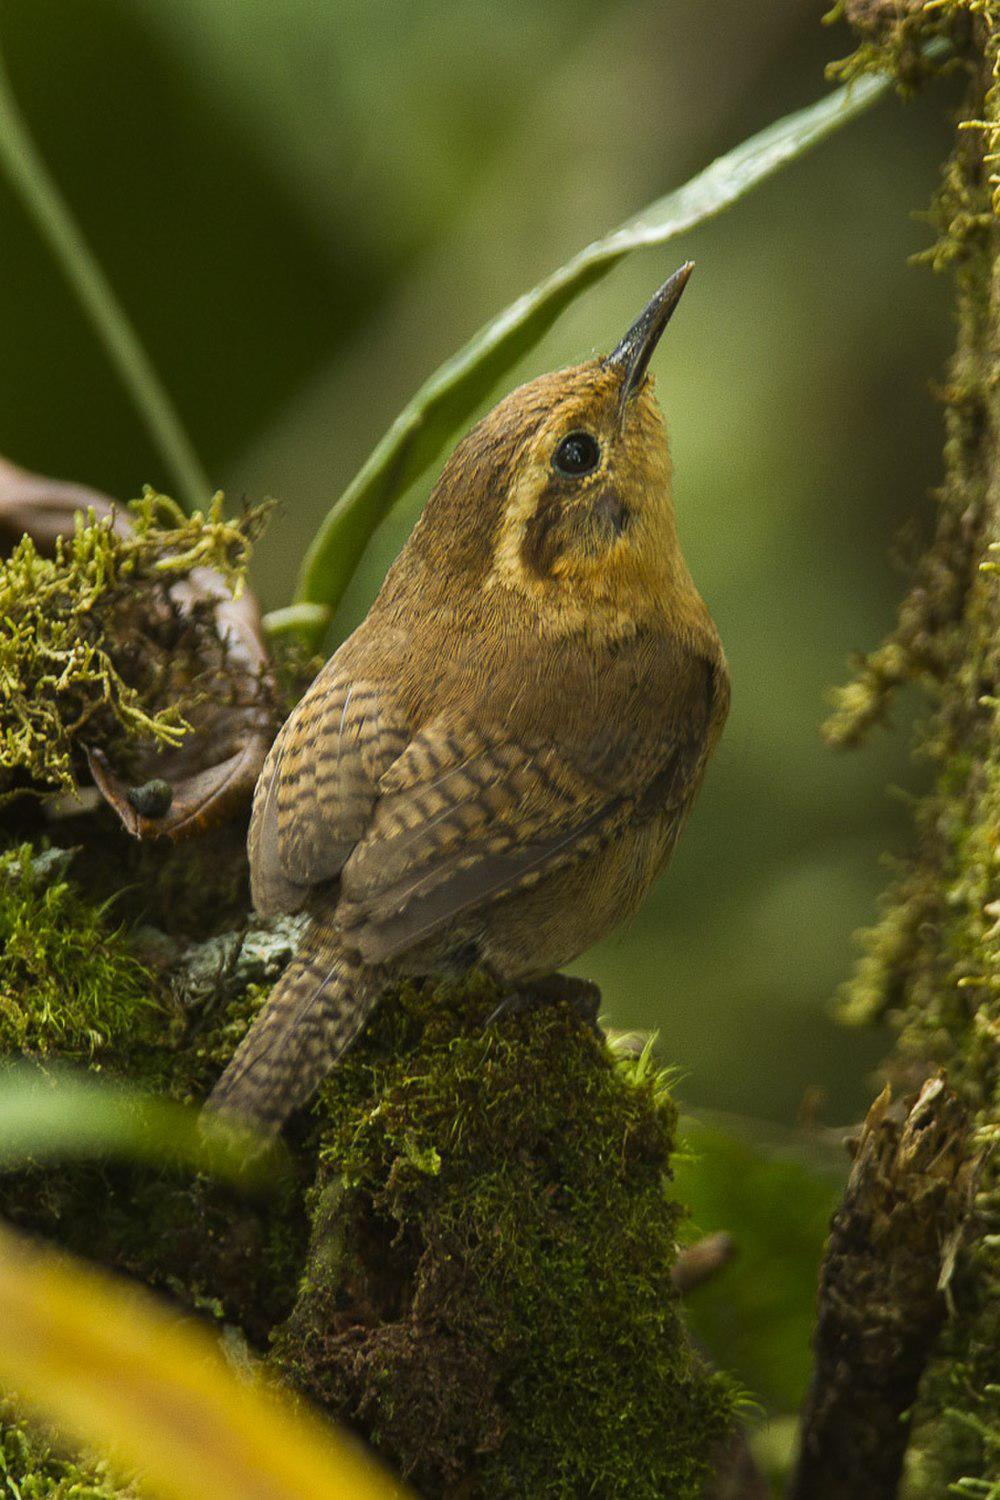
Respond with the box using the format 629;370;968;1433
0;43;212;511
262;602;337;641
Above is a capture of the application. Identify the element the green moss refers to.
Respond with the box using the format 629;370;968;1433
0;1398;135;1498
0;833;730;1495
273;976;735;1499
0;843;311;1355
902;1226;1000;1495
823;0;959;96
0;845;161;1059
0;490;268;803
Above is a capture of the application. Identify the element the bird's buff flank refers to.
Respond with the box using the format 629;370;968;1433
206;263;729;1135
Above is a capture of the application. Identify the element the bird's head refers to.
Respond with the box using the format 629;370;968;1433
402;264;698;635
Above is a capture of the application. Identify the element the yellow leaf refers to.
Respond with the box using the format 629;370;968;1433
0;1221;405;1500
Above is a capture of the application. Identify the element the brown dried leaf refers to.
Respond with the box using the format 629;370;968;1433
0;454;123;548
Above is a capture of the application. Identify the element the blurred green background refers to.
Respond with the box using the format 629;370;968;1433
0;0;958;1436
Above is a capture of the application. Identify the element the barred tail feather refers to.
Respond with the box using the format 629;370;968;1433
205;927;380;1137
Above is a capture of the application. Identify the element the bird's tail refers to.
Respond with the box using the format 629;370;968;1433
204;919;380;1138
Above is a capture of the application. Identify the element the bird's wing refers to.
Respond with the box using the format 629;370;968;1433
248;660;409;915
338;684;712;965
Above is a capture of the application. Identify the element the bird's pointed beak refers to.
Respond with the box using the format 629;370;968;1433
605;261;694;416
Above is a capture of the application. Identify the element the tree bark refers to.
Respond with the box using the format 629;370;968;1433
790;1080;975;1499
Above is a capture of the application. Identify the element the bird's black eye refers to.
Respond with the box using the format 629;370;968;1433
553;431;600;478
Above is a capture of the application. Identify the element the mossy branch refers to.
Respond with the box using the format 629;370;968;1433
272;975;737;1498
0;495;740;1494
818;3;1000;1490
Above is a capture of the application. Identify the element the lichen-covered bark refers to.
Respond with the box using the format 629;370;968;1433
826;5;1000;1490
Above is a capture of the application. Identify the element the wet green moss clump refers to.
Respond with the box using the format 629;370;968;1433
273;975;735;1499
0;844;161;1059
0;829;733;1495
824;0;959;96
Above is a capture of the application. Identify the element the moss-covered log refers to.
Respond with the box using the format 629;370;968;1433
273;975;733;1497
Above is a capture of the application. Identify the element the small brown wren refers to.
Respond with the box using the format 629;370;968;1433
208;263;729;1134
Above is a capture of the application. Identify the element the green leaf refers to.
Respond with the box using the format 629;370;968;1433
674;1113;843;1415
0;1065;284;1188
292;62;897;642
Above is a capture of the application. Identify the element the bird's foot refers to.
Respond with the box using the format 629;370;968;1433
484;973;603;1035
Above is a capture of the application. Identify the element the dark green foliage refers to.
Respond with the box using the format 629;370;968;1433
273;977;735;1498
673;1119;841;1414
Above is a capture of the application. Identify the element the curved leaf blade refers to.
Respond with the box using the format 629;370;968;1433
0;1221;404;1499
294;64;893;637
0;1066;283;1187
